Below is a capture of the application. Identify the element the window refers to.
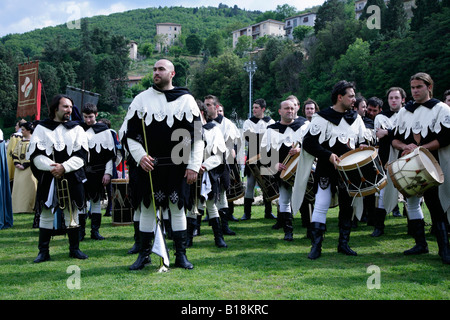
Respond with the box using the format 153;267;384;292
303;17;309;23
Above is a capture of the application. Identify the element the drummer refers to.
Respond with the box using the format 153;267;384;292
390;73;450;265
371;87;406;237
292;80;368;260
260;100;308;241
241;98;275;221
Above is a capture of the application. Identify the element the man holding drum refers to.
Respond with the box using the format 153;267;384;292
241;98;275;221
390;73;450;265
260;100;308;241
292;80;368;260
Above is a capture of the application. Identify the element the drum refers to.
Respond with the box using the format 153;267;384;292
226;164;245;202
246;154;279;201
387;147;444;198
280;153;299;187
337;146;387;197
111;179;133;226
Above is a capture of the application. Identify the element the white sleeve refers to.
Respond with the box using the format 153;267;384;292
202;154;222;171
127;138;147;166
62;156;85;173
33;155;55;171
104;159;113;176
187;139;204;173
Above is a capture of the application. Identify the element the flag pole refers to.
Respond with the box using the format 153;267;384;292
141;118;169;272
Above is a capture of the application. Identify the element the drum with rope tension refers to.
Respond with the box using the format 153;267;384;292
386;146;444;198
337;146;387;197
246;154;279;201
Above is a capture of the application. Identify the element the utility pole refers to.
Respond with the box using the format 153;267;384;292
244;60;257;119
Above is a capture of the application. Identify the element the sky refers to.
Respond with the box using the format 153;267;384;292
0;0;326;37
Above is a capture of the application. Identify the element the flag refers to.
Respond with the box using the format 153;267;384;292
17;61;40;118
152;219;170;269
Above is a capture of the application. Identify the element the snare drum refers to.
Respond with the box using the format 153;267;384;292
337;147;387;197
387;147;444;198
111;179;133;226
247;154;279;201
226;164;245;202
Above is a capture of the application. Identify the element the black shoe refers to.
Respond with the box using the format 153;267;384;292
129;232;153;270
186;217;197;248
308;222;326;260
241;198;253;220
392;205;402;217
173;230;194;269
210;217;227;248
337;220;357;256
33;228;52;263
404;219;429;255
90;213;105;240
219;209;236;236
264;201;276;219
435;222;450;264
281;212;293;241
371;228;384;237
67;227;88;260
128;221;140;254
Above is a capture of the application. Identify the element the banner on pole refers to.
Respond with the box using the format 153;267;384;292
17;61;40;118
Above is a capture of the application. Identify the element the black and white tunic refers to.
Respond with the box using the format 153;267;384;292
82;122;116;202
384;99;450;217
26;119;89;213
242;116;275;175
119;85;203;211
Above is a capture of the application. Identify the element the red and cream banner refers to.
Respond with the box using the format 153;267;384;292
17;61;40;118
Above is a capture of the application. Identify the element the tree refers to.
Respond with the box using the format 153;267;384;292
234;35;252;58
410;0;441;31
0;60;17;124
314;0;347;34
204;31;224;57
292;25;314;42
185;34;203;55
383;0;408;39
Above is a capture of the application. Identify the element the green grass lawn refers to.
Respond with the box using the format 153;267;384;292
1;203;449;301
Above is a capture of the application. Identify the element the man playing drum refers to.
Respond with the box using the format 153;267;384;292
241;98;275;221
260;100;309;241
389;73;450;265
292;80;368;260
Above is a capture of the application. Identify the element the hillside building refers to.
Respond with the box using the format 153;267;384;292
232;19;285;48
155;23;182;52
284;12;317;39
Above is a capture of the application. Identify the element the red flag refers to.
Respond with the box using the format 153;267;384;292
36;80;42;120
17;61;40;118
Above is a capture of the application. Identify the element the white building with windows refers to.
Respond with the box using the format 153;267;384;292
155;23;182;52
284;13;317;39
232;19;285;48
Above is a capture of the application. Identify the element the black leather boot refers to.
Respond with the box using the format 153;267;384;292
33;228;53;263
67;227;88;259
219;209;235;235
90;213;105;240
371;208;386;237
264;200;276;219
337;220;357;256
194;209;204;236
129;231;153;270
128;221;140;254
78;213;86;241
228;201;239;221
404;219;429;255
241;198;253;220
435;222;450;264
163;219;172;240
281;212;293;241
210;217;227;248
186;217;197;248
172;230;194;269
308;222;326;260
